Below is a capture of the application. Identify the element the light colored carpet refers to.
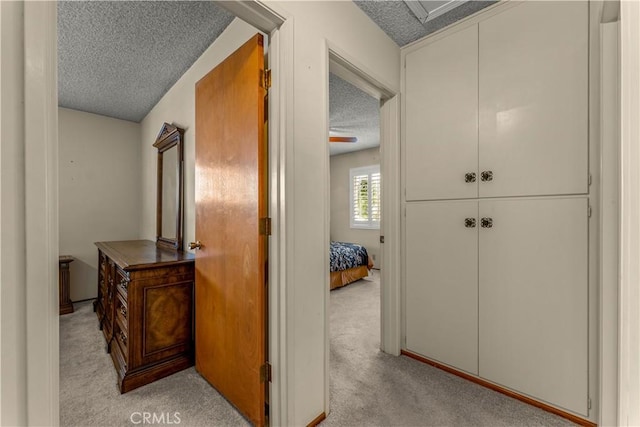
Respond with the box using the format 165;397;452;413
323;270;575;426
59;301;249;427
61;272;575;426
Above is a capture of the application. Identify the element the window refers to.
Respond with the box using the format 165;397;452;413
350;165;381;229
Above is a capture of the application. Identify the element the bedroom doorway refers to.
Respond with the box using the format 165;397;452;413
326;51;399;416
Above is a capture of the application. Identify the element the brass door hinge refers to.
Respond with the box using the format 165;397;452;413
262;68;271;90
259;217;272;236
260;362;272;383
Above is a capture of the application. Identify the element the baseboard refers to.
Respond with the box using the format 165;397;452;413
401;350;596;427
306;412;326;427
72;297;97;304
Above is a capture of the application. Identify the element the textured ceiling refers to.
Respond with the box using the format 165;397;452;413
58;0;494;153
58;1;234;123
329;73;380;157
354;0;497;46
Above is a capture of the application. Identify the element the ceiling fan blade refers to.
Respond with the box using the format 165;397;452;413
329;136;358;143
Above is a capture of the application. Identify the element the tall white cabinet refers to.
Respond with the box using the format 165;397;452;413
405;24;478;201
403;1;591;419
478;2;589;198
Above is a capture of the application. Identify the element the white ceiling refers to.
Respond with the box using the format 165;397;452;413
58;0;495;153
354;0;496;46
58;1;234;122
329;73;380;157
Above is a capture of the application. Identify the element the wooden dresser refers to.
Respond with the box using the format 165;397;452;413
94;240;195;393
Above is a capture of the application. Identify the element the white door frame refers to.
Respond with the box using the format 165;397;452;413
324;46;401;415
326;48;401;357
18;1;640;426
619;1;640;425
23;2;60;425
18;1;293;426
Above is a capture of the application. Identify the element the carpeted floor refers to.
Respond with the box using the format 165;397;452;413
323;270;574;426
59;301;249;427
60;272;575;426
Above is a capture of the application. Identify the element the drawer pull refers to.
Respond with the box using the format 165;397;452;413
464;172;476;183
119;331;127;346
480;170;493;182
481;217;493;228
464;218;476;228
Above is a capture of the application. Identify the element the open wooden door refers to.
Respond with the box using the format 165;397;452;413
194;34;268;426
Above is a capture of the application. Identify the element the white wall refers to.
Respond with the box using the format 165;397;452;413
619;1;640;424
330;148;381;266
268;1;400;423
139;19;260;248
58;108;141;301
0;2;28;424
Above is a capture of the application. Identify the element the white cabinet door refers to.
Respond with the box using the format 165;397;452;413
405;25;478;201
406;200;478;374
478;197;588;415
478;2;588;198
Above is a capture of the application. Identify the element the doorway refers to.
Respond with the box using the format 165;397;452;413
56;3;278;423
325;51;400;417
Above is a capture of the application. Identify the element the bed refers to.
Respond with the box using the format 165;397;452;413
330;241;374;290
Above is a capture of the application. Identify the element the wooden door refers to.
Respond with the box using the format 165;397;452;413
405;24;478;201
405;200;478;375
478;197;588;415
194;34;267;427
478;1;588;198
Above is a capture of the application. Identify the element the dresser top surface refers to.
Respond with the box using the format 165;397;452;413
95;240;195;271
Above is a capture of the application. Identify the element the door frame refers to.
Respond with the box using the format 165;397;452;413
19;1;640;426
619;0;640;424
197;3;292;425
16;1;292;425
325;46;401;414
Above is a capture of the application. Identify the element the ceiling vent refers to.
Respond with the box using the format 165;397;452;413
404;0;466;25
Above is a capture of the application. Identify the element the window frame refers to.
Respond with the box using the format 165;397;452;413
349;164;381;230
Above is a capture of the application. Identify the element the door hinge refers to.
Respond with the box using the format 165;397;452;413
588;205;592;218
588;173;592;186
260;362;272;383
260;217;272;236
588;397;592;410
265;402;270;417
262;68;271;90
380;235;385;244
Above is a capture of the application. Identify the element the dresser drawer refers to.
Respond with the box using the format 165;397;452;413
115;293;128;330
110;333;128;378
116;268;130;300
114;318;129;364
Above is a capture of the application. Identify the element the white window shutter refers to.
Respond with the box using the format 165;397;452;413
349;165;381;229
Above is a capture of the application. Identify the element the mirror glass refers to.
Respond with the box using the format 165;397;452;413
153;123;184;251
161;145;178;239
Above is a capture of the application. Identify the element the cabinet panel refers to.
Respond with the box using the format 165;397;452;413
478;1;588;197
478;198;588;415
406;201;478;374
405;25;478;201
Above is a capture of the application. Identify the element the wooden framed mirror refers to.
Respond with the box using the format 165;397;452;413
153;123;185;251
